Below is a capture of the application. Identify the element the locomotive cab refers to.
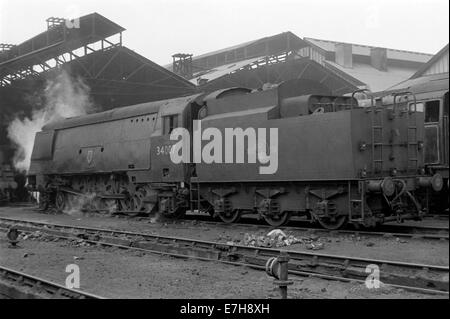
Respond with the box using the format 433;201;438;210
420;92;449;178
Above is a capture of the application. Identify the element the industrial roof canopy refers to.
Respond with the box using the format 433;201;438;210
0;13;126;81
0;12;195;107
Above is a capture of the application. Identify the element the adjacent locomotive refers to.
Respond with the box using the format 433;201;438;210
360;73;448;213
27;79;442;229
0;149;17;204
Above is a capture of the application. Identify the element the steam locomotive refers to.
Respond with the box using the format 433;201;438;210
27;79;443;229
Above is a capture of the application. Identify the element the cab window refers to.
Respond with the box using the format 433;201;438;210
163;115;179;135
444;93;448;116
409;102;424;112
424;100;440;123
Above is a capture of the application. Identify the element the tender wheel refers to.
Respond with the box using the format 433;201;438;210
55;191;67;212
207;206;215;218
218;209;241;224
201;204;215;218
165;206;187;219
317;215;347;230
263;211;291;227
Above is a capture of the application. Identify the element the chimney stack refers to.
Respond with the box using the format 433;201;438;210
335;43;353;68
370;47;388;71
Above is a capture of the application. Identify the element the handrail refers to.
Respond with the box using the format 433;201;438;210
392;91;418;114
351;88;374;110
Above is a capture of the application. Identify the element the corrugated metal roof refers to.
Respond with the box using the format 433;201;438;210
192;31;307;61
324;60;416;92
0;12;126;66
411;44;449;78
189;56;265;84
385;72;449;93
304;38;433;63
165;31;309;72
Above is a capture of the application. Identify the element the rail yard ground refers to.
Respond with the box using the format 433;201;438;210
0;205;448;299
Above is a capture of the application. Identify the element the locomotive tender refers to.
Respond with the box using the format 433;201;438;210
28;79;443;229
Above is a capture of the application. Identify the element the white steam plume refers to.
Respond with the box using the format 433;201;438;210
7;71;95;171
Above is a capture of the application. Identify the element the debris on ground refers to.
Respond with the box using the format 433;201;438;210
19;231;44;241
76;233;89;240
241;229;325;249
305;242;324;250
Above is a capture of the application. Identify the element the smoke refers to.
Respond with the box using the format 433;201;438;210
7;70;95;171
63;192;97;216
64;194;118;216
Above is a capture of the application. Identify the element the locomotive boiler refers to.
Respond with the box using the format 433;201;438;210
27;79;442;229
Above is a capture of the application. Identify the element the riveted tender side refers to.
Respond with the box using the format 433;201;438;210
192;81;436;229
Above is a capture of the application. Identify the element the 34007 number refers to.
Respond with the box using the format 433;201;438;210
156;145;174;156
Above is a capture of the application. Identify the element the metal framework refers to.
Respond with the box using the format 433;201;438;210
172;53;193;79
0;44;15;52
0;13;125;87
0;13;195;105
198;54;359;95
189;32;307;74
172;32;359;95
46;17;66;30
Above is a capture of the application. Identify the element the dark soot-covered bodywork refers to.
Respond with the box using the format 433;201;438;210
28;79;441;229
378;73;449;213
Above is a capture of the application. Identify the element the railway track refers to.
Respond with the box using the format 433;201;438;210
4;204;449;240
0;217;448;295
0;265;103;299
176;214;450;241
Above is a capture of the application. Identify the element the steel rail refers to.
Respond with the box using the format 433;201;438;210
0;217;448;295
0;265;104;299
109;212;450;240
189;219;449;241
4;205;448;239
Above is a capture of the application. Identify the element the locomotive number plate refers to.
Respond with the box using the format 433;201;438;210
156;145;174;156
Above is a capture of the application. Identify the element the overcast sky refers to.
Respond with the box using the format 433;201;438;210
0;0;448;65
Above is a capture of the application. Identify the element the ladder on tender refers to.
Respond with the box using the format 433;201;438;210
189;177;201;213
351;89;382;175
371;100;384;175
394;92;419;173
349;89;374;222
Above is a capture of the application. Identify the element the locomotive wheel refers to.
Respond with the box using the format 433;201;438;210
317;215;347;230
55;191;67;213
263;211;291;227
132;189;152;214
36;191;50;211
103;199;118;214
118;197;139;216
218;209;241;224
